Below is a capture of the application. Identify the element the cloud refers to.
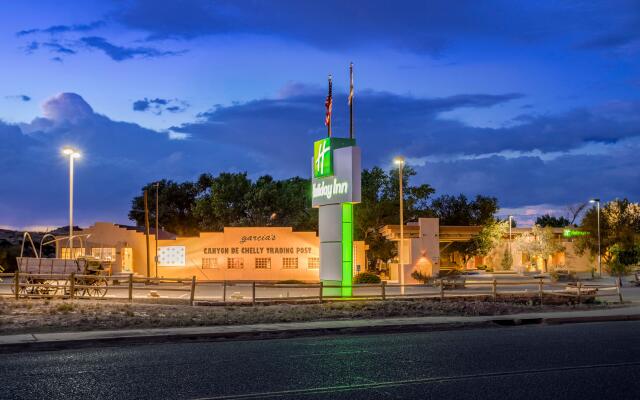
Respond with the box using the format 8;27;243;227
133;97;189;114
42;42;76;55
5;95;31;102
112;0;639;55
0;93;256;227
80;36;185;61
1;89;639;227
16;21;105;36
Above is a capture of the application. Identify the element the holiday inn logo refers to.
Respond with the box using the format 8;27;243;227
314;138;333;178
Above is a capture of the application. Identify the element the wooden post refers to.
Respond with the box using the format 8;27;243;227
492;279;497;301
69;272;75;299
382;281;386;301
189;276;196;306
577;280;582;304
252;281;256;306
128;273;133;302
222;280;227;303
439;280;444;300
538;277;543;305
616;278;623;303
14;271;19;300
144;189;151;280
319;281;324;303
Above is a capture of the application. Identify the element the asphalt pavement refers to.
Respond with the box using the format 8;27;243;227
2;320;640;399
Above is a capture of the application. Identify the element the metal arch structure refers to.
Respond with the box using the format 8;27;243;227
19;232;39;258
40;233;92;258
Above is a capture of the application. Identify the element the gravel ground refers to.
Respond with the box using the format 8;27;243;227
0;296;620;335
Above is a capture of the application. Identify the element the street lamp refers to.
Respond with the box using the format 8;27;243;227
589;198;601;277
394;156;405;292
62;147;81;259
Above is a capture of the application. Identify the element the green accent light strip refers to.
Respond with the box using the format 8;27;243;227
342;203;353;297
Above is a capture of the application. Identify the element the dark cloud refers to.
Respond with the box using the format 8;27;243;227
5;95;31;102
16;21;105;36
2;90;639;227
112;0;639;54
80;36;185;61
133;98;188;114
174;87;640;167
42;42;76;55
0;93;254;227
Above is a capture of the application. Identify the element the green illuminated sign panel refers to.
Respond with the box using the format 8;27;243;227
314;138;333;178
563;229;590;238
313;138;357;178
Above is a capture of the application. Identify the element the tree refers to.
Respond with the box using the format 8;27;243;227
129;179;202;236
429;194;498;225
355;166;435;271
500;247;513;271
516;225;565;273
575;199;640;266
535;214;570;228
194;173;317;232
450;219;508;266
606;244;640;285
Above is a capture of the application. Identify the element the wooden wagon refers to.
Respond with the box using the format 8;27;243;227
15;256;112;297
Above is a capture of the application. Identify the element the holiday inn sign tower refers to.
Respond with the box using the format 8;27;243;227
312;137;361;297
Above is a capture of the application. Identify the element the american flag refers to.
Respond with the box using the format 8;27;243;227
325;75;332;127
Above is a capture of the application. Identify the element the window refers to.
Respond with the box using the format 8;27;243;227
60;248;85;260
308;257;320;269
282;257;298;269
202;257;219;269
158;246;186;266
91;248;116;261
255;258;271;269
227;257;244;269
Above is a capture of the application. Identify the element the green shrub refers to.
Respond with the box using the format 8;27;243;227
411;270;432;284
353;272;381;284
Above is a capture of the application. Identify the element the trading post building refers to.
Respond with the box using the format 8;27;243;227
57;222;367;281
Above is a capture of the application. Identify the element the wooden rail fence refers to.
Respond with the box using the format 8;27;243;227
0;273;624;305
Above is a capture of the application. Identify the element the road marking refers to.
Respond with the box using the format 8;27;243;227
191;360;640;399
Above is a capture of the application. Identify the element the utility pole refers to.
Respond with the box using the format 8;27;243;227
155;182;159;278
144;189;151;279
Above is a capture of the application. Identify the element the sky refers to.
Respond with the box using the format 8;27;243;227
1;0;639;230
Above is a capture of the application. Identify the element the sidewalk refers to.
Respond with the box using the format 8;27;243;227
3;305;640;352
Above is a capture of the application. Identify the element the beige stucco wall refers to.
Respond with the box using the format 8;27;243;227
58;222;366;281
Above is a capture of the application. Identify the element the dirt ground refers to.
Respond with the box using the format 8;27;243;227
0;296;620;335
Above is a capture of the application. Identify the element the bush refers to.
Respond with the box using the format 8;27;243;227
411;270;432;284
353;272;381;284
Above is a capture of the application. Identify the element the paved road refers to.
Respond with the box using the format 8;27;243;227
2;321;640;399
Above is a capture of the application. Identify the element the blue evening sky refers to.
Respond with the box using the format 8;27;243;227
1;0;639;229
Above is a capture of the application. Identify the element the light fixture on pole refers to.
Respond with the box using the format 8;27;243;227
62;147;81;259
394;156;405;293
589;198;601;277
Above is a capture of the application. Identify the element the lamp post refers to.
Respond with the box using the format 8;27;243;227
590;198;601;277
62;147;81;258
394;156;405;293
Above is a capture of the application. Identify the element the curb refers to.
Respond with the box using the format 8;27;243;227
2;314;640;354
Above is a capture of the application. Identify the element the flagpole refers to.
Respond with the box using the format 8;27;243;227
328;74;332;137
349;62;354;139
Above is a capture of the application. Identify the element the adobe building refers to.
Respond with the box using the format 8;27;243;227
57;222;367;281
381;218;594;283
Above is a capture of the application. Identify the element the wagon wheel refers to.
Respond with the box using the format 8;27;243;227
40;280;60;296
86;277;108;298
10;276;29;295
